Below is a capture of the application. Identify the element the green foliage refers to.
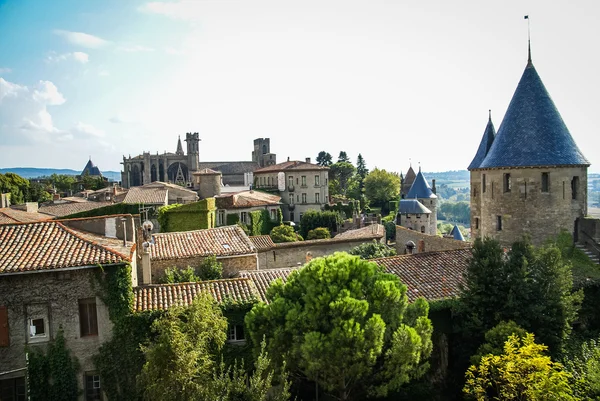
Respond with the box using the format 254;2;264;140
249;209;280;236
161;257;223;283
329;161;356;197
388;200;399;215
62;203;143;219
383;220;396;242
270;225;300;243
81;172;108;190
245;252;432;400
138;294;229;401
316;151;333;167
470;321;528;365
438;202;470;224
28;181;52;203
338;151;350;163
564;337;600;400
26;328;79;401
349;240;397;259
464;334;577;401
458;237;583;357
227;213;240;225
161;266;200;283
157;200;217;233
299;209;342;238
49;174;76;193
364;168;401;213
356;154;369;179
198;255;224;281
323;201;357;219
306;227;331;240
0;172;30;204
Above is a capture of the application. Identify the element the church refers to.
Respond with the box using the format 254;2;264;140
469;44;589;245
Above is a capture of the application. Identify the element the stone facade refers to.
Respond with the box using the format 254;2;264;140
470;166;588;245
0;268;118;399
394;225;471;254
150;254;258;281
252;138;277;168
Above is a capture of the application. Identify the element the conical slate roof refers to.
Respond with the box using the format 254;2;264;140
404;166;416;187
81;159;102;176
399;199;432;215
468;112;496;170
406;169;437;199
450;225;465;241
479;62;589;169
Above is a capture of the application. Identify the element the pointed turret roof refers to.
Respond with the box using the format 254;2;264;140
450;225;465;241
406;168;437;199
404;165;416;185
468;111;496;170
478;61;589;169
176;135;184;156
81;159;102;176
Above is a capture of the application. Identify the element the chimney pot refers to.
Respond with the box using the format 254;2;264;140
305;157;311;164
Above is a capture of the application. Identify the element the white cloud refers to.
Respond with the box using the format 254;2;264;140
33;81;66;106
0;67;12;74
108;114;137;124
53;30;109;48
99;70;110;77
118;45;155;52
139;1;201;21
72;122;105;137
46;51;89;64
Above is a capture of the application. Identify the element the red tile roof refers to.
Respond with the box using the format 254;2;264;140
216;190;281;209
0;221;129;274
150;225;256;260
335;224;385;240
254;160;328;173
39;201;112;217
249;235;276;251
238;268;298;302
123;187;168;205
374;248;472;301
134;278;259;311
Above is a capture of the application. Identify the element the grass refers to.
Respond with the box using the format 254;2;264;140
551;231;600;285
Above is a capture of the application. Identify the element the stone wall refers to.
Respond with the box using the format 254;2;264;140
394;225;471;254
577;216;600;259
0;268;115;397
256;237;385;269
60;214;138;242
471;166;588;245
150;253;258;282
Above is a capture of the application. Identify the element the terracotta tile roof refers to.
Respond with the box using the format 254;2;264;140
142;181;198;195
216;190;281;209
238;268;297;302
249;235;276;251
374;248;472;302
0;221;128;274
150;225;256;260
254;160;329;173
123;187;168;205
197;161;260;175
38;201;112;217
134;278;259;311
335;224;385;240
0;208;52;224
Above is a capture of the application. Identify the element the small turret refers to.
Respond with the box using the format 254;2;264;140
176;135;184;156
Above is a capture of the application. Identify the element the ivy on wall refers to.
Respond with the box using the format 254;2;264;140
248;209;281;236
157;199;216;233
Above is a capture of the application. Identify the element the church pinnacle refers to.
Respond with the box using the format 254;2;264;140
176;135;184;156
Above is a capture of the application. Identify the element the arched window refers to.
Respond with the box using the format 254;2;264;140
421;225;426;233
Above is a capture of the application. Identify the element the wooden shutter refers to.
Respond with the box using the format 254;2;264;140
0;305;9;347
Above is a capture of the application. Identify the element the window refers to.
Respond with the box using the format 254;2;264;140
288;175;293;189
503;173;511;193
240;212;248;224
572;176;579;200
289;194;294;205
421;226;426;233
268;177;271;186
228;324;245;342
301;176;306;187
315;175;320;186
27;304;48;343
315;193;320;204
497;215;502;231
541;172;549;193
0;377;26;401
475;218;479;230
302;193;307;204
79;298;98;337
29;318;46;338
290;212;295;222
217;210;225;226
0;305;8;347
482;174;486;193
270;209;277;220
176;197;183;203
85;373;102;401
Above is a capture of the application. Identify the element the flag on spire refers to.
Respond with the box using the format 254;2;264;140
524;15;529;19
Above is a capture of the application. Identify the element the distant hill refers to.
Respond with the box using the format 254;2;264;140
423;170;470;181
0;168;121;182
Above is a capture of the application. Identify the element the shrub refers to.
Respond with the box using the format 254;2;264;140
306;227;331;240
299;210;343;238
197;256;223;281
349;240;396;259
270;225;301;243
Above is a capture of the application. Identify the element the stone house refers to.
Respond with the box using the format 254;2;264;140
469;49;589;245
0;216;137;400
394;225;471;255
253;159;330;223
397;199;432;234
400;168;438;235
145;225;258;282
215;190;282;227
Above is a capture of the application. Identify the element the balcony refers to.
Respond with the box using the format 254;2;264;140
287;185;295;192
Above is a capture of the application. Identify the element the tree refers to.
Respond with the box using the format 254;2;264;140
197;255;223;280
356;154;368;179
28;181;52;202
464;334;577;401
338;151;350;163
470;321;528;365
138;294;228;401
245;253;433;400
0;172;30;204
364;168;401;211
270;225;302;243
50;174;76;194
316;151;333;167
329;162;356;197
306;227;331;240
459;237;582;357
299;210;342;239
564;337;600;400
350;240;397;259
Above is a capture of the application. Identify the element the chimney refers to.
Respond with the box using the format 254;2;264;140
120;217;128;246
405;241;415;255
141;250;152;284
287;156;290;162
417;239;425;253
432;179;436;194
25;202;38;213
305;157;311;164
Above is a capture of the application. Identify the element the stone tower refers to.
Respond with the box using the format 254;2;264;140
406;167;438;235
469;47;589;245
252;138;277;167
185;132;200;172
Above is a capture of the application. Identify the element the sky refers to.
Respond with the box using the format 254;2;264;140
0;0;599;174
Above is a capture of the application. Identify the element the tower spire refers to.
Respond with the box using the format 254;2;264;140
176;135;184;156
524;15;532;65
489;109;492;121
